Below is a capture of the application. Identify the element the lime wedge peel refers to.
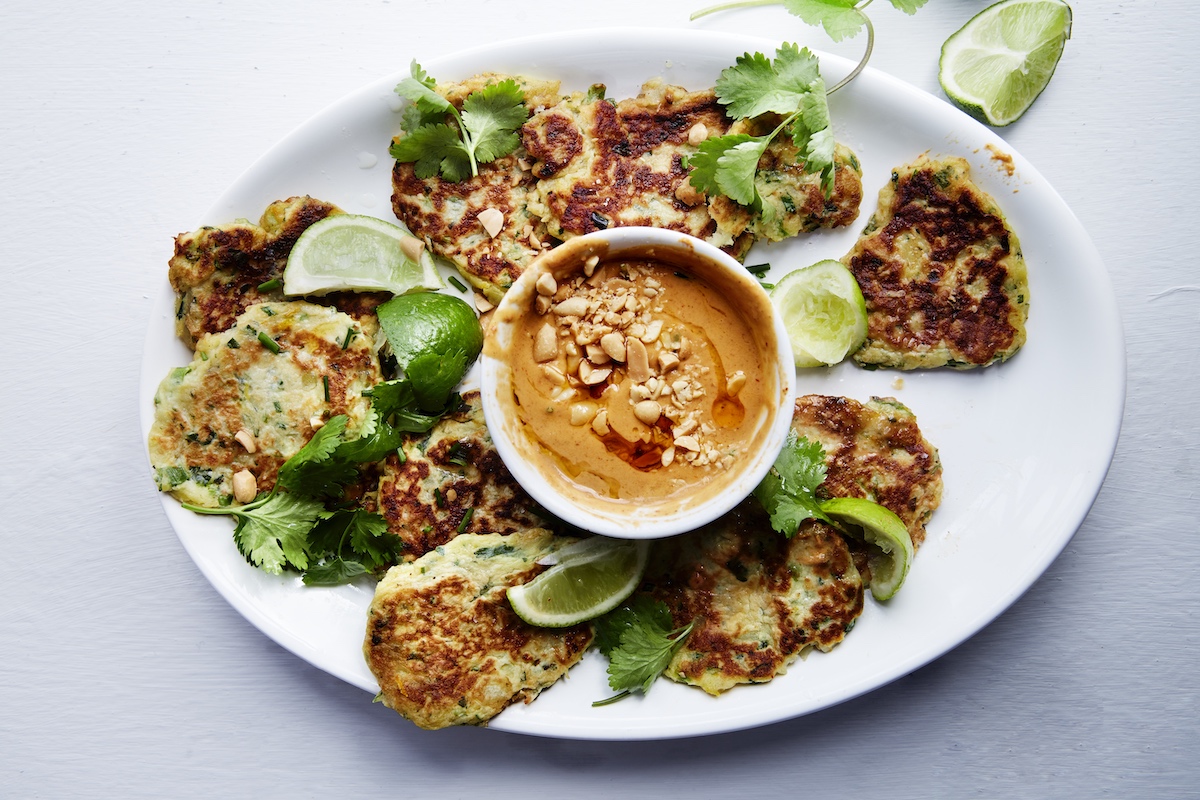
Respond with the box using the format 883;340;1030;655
507;538;650;628
283;213;442;296
770;259;868;369
939;0;1073;127
820;497;914;601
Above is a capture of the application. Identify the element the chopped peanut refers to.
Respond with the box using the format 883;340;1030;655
233;429;257;454
232;470;257;504
477;208;504;237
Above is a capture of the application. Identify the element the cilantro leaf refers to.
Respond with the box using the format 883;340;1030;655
275;416;347;491
228;493;330;574
460;79;529;164
274;415;360;499
607;618;695;696
389;123;470;181
888;0;929;15
334;403;403;465
393;60;452;116
304;509;400;585
687;133;770;208
302;556;368;587
686;133;755;197
344;510;400;568
593;597;695;704
752;431;833;536
593;595;675;657
781;0;865;42
715;43;822;119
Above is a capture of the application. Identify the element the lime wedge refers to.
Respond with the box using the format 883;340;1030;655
939;0;1073;127
283;214;442;296
375;292;483;410
820;497;914;601
770;259;868;368
507;538;649;628
376;293;483;371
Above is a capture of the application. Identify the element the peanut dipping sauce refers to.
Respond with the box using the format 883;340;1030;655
486;239;780;513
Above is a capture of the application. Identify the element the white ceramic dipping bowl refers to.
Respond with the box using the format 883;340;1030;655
480;227;795;539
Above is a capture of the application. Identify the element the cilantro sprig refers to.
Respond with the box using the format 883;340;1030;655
389;61;529;182
592;596;696;705
687;43;837;207
692;1;929;95
179;378;460;582
752;430;835;535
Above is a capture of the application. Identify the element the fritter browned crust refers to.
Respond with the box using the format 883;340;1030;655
168;196;388;347
376;391;555;562
364;530;593;729
389;75;563;304
844;155;1030;369
792;394;943;549
521;80;754;260
640;500;863;695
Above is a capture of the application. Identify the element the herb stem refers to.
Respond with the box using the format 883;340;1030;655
446;105;480;178
592;690;632;707
689;0;780;21
827;8;875;96
182;490;274;515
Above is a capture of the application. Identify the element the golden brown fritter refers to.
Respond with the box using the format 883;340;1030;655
169;196;389;348
792;394;943;549
639;500;864;696
364;530;593;729
148;302;381;507
843;155;1029;369
389;75;563;304
522;80;754;260
375;391;555;562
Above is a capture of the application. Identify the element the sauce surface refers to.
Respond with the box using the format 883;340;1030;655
496;248;777;511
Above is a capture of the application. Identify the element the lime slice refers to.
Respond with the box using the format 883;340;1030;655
283;214;442;296
770;260;868;368
507;538;650;628
820;497;914;601
939;0;1073;127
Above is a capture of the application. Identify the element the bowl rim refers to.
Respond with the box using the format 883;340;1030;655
479;226;796;539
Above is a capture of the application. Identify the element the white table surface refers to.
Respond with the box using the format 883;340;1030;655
3;1;1197;796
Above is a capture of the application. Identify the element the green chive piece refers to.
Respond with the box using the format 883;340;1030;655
258;278;282;292
395;447;407;465
257;331;282;354
457;507;475;533
448;275;468;293
226;338;240;349
341;328;357;349
745;263;771;276
446;442;469;466
322;375;330;402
